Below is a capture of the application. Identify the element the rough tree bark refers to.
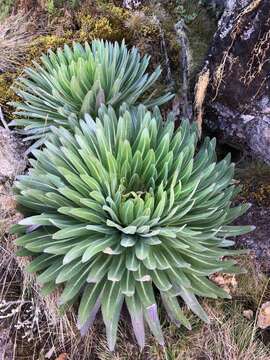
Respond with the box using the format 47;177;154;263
197;0;270;163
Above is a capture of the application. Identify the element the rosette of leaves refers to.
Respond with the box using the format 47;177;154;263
12;104;253;350
10;39;173;144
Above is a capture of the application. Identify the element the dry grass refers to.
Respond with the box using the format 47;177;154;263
0;239;97;359
146;256;270;360
178;306;270;360
0;250;269;360
0;11;45;73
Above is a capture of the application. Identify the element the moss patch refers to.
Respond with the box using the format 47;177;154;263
236;161;270;207
0;0;13;20
0;73;19;117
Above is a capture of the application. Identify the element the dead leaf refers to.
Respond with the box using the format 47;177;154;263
54;354;68;360
210;274;238;294
243;309;254;320
257;301;270;329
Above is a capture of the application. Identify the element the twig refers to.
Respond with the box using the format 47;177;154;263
250;277;270;347
0;106;10;131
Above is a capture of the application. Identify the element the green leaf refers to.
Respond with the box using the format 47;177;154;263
120;271;135;296
87;255;111;283
101;281;124;351
56;261;87;284
26;254;58;273
160;292;191;329
107;255;125;282
135;239;150;260
126;294;145;349
37;258;64;284
126;251;139;272
143;303;164;346
59;265;90;304
53;225;89;240
151;269;172;291
78;281;104;329
177;286;210;323
82;236;116;263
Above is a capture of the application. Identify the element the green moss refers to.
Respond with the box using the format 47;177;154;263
239;181;270;207
45;0;81;13
0;0;13;21
188;6;217;75
236;161;270;206
78;15;115;41
28;34;71;58
161;0;217;83
76;4;132;42
175;1;217;76
0;73;19;117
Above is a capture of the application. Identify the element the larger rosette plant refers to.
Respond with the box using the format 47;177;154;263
10;40;173;144
12;104;253;350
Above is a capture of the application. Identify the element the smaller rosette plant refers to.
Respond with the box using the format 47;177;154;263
12;104;253;350
10;39;173;144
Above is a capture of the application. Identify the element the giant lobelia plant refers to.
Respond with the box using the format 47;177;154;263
10;39;173;144
12;104;253;350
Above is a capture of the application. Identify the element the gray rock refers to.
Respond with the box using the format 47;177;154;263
235;206;270;273
202;0;270;163
0;128;26;183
